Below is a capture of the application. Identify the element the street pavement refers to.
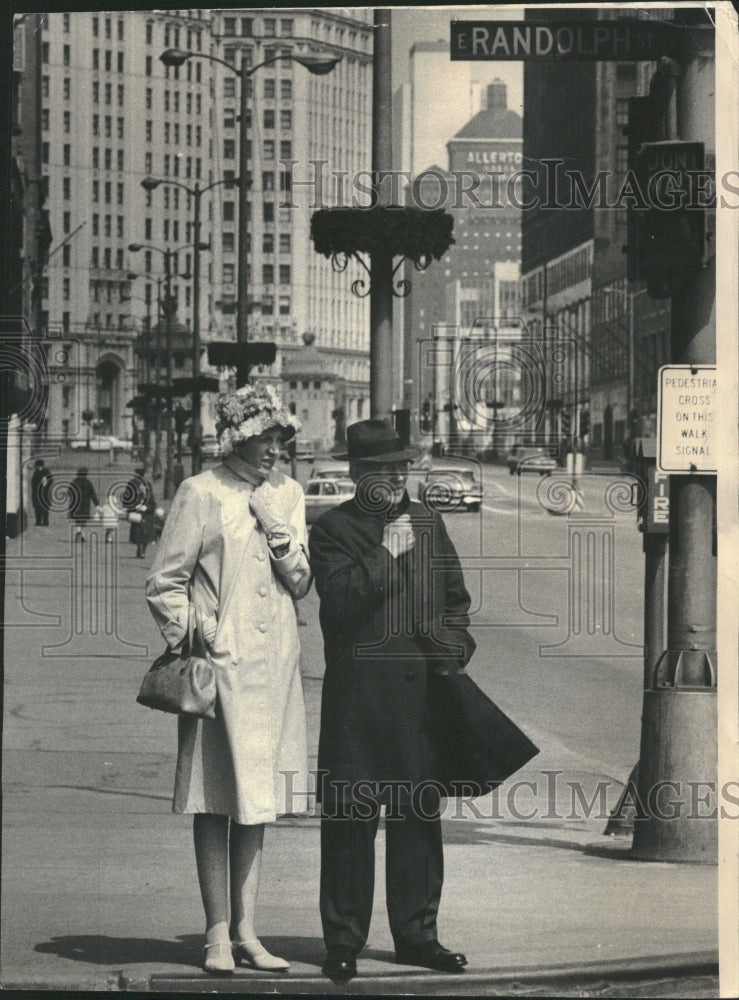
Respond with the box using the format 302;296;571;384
1;450;719;996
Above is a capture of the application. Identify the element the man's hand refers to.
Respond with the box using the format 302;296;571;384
381;513;415;558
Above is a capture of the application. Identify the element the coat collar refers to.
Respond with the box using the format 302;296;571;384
223;453;284;488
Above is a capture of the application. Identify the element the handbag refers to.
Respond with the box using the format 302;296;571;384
427;670;539;798
137;605;216;719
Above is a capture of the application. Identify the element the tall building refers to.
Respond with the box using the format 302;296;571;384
520;8;669;461
401;79;523;450
30;8;373;448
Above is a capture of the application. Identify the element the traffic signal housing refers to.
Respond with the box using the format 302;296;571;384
561;411;572;436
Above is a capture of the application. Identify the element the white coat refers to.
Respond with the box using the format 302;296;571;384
145;454;312;825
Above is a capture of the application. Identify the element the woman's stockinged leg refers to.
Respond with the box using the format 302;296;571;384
193;814;230;942
229;822;289;970
228;821;264;942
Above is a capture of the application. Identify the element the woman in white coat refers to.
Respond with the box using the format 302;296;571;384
146;383;312;975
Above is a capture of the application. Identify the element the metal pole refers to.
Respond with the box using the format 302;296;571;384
236;56;250;387
164;253;174;499
152;277;162;481
369;8;393;424
632;40;716;863
191;186;202;476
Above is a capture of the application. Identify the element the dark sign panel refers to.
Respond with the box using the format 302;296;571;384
450;20;710;61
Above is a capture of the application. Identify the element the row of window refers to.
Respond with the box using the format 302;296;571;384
42;76;72;100
221;44;293;68
157;59;203;83
91;116;125;139
92;148;125;171
223;201;291;224
91;180;125;205
91;247;126;270
91;81;125;106
222;16;293;37
144;121;203;146
153;21;203;52
220;295;291;317
91;15;124;41
92;49;125;73
159;90;203;115
223;139;293;161
92;215;125;238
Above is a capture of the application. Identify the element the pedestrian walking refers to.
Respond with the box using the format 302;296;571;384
145;382;311;975
68;467;98;542
308;419;476;985
123;468;156;558
31;459;53;527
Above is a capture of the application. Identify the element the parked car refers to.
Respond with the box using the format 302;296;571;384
70;434;132;452
310;459;350;481
198;434;220;459
295;440;316;462
417;467;482;512
304;477;355;524
506;445;558;476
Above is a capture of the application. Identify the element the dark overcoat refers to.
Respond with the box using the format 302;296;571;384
68;475;98;525
309;492;476;804
124;476;157;546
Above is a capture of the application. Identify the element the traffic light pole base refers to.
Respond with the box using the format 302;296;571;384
631;687;718;863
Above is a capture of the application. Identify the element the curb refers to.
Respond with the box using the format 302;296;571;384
4;951;715;995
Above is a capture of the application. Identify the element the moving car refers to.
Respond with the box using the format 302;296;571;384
506;445;557;476
310;460;350;481
70;434;132;452
304;477;355;524
417;467;482;512
200;434;220;459
295;440;316;462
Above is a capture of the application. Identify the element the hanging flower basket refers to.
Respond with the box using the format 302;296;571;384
311;206;455;266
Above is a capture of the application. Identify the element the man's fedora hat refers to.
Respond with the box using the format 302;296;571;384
334;419;420;463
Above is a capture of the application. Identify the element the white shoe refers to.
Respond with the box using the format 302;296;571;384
232;939;289;972
203;940;235;974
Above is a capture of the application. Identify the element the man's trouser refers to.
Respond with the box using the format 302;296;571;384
319;784;443;954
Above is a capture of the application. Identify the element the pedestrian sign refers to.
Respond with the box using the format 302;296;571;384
657;365;717;473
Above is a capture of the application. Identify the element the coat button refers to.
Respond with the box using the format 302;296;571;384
258;623;268;633
405;672;415;681
256;552;266;562
258;586;268;597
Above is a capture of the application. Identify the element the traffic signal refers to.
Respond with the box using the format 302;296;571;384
561;411;572;436
579;410;590;438
421;400;432;433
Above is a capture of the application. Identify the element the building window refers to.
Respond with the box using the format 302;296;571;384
118;19;124;41
263;232;274;253
63;211;71;234
146;87;152;110
63;44;70;66
223;138;235;160
264;140;275;160
63;245;71;267
63;143;71;166
92;16;99;36
264;78;275;99
145;218;152;239
63;278;70;301
105;17;112;39
146;20;153;45
146;55;152;76
279;233;291;253
280;109;292;130
63;12;70;31
63;77;71;100
263;264;274;285
279;295;290;315
145;152;152;173
92;246;99;267
263;109;275;129
264;18;276;35
92;48;99;69
262;171;275;191
280;79;292;100
280;140;292;159
146;120;152;142
104;148;111;169
41;109;50;131
280;19;293;36
42;75;50;97
223;263;235;284
42;41;49;63
92;180;99;202
104;181;111;203
118;84;124;106
63;176;71;199
223;232;235;252
92;214;99;236
117;52;124;72
223;201;235;221
105;50;112;71
117;182;124;205
224;16;236;35
279;264;291;284
263;202;274;223
224;78;235;99
241;17;253;36
224;46;236;65
92;145;99;166
117;117;124;138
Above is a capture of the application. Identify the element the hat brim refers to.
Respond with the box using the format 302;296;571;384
332;445;421;463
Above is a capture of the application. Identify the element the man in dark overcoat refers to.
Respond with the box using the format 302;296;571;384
31;459;53;526
309;419;476;985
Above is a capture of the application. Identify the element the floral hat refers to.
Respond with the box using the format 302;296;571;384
214;381;301;456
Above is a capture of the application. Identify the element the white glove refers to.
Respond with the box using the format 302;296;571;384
381;513;415;558
249;480;291;548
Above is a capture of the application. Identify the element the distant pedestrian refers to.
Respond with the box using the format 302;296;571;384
31;459;53;527
68;468;98;542
123;468;156;559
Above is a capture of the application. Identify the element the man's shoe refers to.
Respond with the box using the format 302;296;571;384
321;949;357;984
395;940;467;973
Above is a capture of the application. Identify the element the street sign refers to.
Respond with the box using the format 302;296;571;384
657;365;717;473
450;20;712;61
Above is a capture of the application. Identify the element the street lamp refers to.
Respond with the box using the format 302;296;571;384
160;45;341;385
128;240;209;499
140;175;233;476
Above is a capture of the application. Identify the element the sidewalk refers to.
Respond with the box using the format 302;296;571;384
1;483;719;996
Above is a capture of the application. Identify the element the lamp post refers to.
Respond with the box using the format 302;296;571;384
128;241;208;499
160;46;341;386
140;176;229;476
